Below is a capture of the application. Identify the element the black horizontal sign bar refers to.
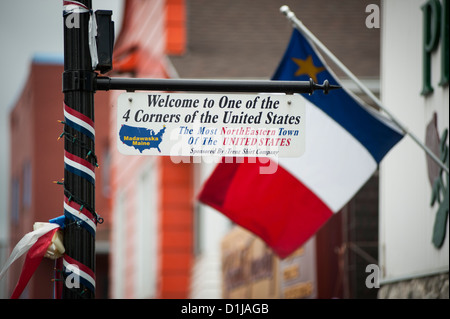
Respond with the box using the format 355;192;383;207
95;77;339;94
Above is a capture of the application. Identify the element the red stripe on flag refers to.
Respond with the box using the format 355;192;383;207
198;159;333;258
10;228;59;299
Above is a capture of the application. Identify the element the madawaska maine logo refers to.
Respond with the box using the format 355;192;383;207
119;124;166;153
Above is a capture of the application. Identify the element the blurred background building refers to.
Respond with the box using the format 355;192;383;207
0;0;124;299
7;55;111;298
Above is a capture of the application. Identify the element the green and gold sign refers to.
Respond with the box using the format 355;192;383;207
421;0;449;95
430;128;449;248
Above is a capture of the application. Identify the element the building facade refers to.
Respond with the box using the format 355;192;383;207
108;0;193;299
378;0;449;298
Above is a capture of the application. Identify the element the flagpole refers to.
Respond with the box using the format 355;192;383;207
280;5;448;174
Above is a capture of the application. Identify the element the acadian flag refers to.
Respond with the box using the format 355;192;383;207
198;28;404;258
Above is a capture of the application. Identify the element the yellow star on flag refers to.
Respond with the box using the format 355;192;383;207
291;55;325;82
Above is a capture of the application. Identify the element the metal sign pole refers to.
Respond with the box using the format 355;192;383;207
95;77;339;94
62;0;97;299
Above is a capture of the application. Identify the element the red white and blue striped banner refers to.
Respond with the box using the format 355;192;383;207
62;255;96;293
64;103;95;141
0;223;61;299
62;94;97;297
0;1;100;299
63;1;89;14
62;99;97;296
64;196;97;237
64;151;96;185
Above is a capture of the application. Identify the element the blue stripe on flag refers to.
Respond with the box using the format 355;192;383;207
272;29;404;163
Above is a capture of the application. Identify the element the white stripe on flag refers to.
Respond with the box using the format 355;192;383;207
280;99;377;213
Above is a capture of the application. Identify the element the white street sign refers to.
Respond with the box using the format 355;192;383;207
117;92;305;158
